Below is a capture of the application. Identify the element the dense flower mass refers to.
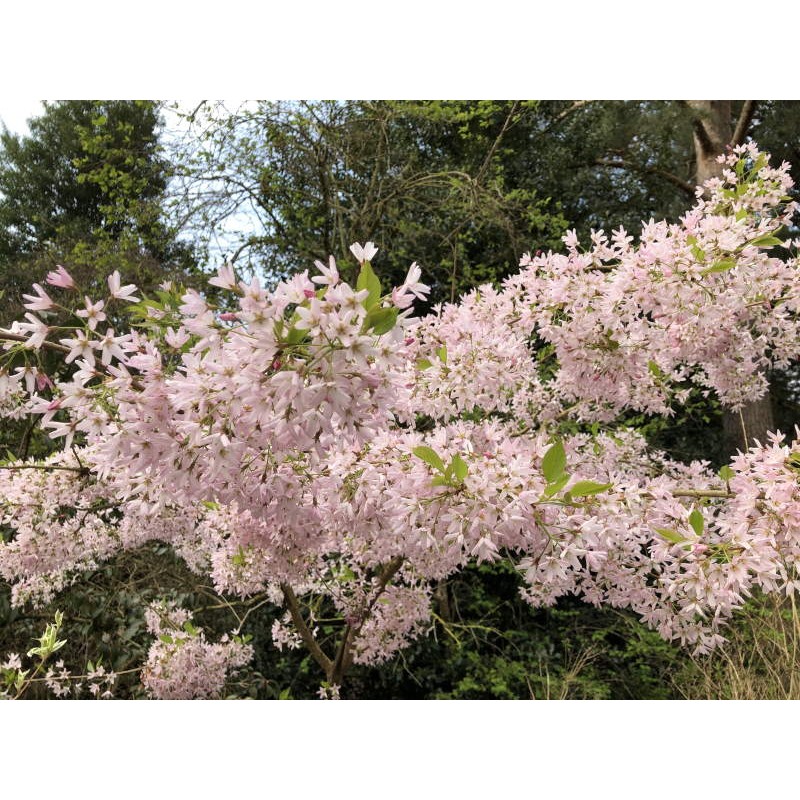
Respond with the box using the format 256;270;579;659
2;144;800;694
140;603;253;700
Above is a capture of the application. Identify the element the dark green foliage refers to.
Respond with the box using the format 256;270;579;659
0;100;200;325
1;101;166;256
230;563;684;700
171;101;569;304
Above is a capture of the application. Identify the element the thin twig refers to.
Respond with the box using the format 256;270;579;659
594;158;695;197
0;329;71;354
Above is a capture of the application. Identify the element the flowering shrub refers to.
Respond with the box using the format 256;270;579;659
2;143;800;696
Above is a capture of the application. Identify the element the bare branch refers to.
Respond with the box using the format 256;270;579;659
280;583;333;676
552;100;592;125
0;329;71;354
671;489;734;499
732;100;758;147
475;101;521;187
594;158;696;197
0;463;90;475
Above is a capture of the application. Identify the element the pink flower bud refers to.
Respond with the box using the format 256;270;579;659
36;372;54;391
46;265;75;289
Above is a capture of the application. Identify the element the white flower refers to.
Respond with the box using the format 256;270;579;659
312;256;340;287
208;264;237;290
107;271;140;302
76;297;106;330
16;313;50;349
349;242;378;264
401;262;430;300
22;284;55;312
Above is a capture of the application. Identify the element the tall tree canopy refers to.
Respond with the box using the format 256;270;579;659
0;100;198;324
169;100;569;303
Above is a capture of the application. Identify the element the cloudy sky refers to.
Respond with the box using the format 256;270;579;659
0;100;48;135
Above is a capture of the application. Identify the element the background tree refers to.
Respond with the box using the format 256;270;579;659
0;100;199;326
169;100;569;304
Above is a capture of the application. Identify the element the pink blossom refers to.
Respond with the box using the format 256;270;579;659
208;263;237;290
107;271;140;302
22;284;54;312
312;256;340;287
46;265;75;289
2;143;800;690
75;297;106;330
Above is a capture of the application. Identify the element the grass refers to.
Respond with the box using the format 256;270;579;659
675;593;800;700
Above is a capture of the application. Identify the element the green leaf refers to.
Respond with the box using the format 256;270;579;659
568;480;613;498
430;475;449;487
201;500;219;511
750;233;784;248
647;360;664;379
688;508;704;537
286;325;308;345
541;439;567;484
232;546;248;567
655;527;685;545
356;261;382;310
362;305;398;335
436;344;447;363
718;465;735;482
701;259;736;276
543;473;570;498
412;445;445;474
416;358;433;370
450;454;468;482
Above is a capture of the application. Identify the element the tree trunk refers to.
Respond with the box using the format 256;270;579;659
687;100;775;455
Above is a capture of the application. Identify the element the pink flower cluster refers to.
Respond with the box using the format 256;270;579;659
407;143;799;424
141;602;253;700
2;147;800;688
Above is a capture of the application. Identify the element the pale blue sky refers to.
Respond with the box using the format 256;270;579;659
0;100;264;271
